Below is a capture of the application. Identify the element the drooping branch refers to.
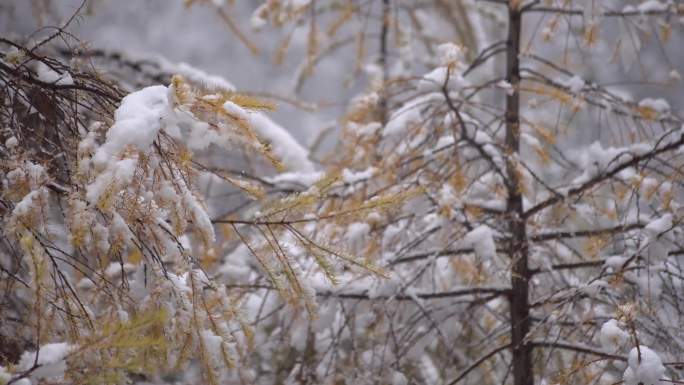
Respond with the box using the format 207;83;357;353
447;343;511;385
524;133;684;219
532;341;627;362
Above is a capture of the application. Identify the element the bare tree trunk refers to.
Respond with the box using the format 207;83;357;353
378;0;390;126
505;4;533;385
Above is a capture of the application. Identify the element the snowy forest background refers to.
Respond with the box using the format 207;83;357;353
6;0;684;145
2;1;684;385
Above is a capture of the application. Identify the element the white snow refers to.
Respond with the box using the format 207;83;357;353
368;275;401;299
5;136;18;149
35;62;73;86
669;70;681;81
562;75;585;94
223;101;249;120
18;342;72;381
0;366;11;383
348;121;382;136
92;85;168;169
104;262;135;278
248;113;315;172
571;140;655;182
341;167;375;184
185;121;223;151
638;98;670;115
636;0;670;12
163;61;235;92
644;214;672;240
346;222;370;247
419;67;448;90
623;346;666;385
604;255;628;270
497;80;514;95
392;371;408;385
265;171;324;186
183;190;215;246
218;244;253;281
85;158;138;206
418;67;468;92
383;100;424;136
416;43;469;92
250;5;268;30
436;42;466;67
10;187;48;225
599;319;629;351
435;135;455;150
110;211;133;243
464;225;497;260
200;329;224;360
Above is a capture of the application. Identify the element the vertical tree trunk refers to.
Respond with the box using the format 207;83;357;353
505;4;533;385
378;0;390;126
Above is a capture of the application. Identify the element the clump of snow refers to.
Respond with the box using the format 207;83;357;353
163;62;235;92
669;70;681;81
437;184;458;208
248;113;315;172
497;80;514;95
183;190;215;246
599;319;629;351
0;365;12;383
643;214;673;263
218;244;254;282
571;140;655;183
18;342;72;381
348;121;382;136
368;275;401;299
436;42;466;67
638;98;670;115
346;222;370;251
522;132;542;150
604;255;628;270
644;214;672;240
418;67;468;92
110;211;133;243
341;167;375;184
250;5;268;30
289;0;312;10
623;346;666;385
10;188;48;225
200;329;224;361
636;0;670;12
463;226;497;260
223;101;249;120
5;136;18;149
265;171;324;186
391;371;408;385
104;262;136;278
562;75;585;94
185;121;223;151
384;103;423;136
383;94;441;138
35;62;73;86
92;85;169;169
435;135;455;150
85;158;137;206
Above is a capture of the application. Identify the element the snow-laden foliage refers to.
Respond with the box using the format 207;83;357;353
0;27;378;382
205;1;684;384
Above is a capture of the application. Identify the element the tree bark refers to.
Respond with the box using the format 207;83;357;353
505;3;533;385
378;0;390;126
